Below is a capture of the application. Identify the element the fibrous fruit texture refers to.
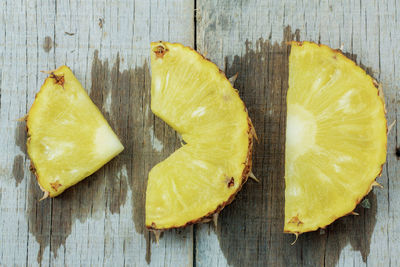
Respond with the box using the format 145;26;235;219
285;42;387;234
27;66;124;198
146;42;255;230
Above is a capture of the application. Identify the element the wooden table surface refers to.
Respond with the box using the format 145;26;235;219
1;0;399;266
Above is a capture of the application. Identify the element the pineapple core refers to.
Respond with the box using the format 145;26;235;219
146;42;254;229
27;66;124;197
284;42;387;234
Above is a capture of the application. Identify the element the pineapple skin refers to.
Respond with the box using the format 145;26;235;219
284;42;387;235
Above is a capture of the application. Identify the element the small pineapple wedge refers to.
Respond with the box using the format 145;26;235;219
285;42;387;235
27;66;124;198
146;42;255;230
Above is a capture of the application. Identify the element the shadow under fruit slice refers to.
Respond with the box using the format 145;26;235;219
27;66;124;198
285;42;387;235
146;42;255;230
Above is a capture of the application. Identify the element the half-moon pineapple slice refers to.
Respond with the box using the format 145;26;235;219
27;66;124;197
285;42;387;234
146;42;254;229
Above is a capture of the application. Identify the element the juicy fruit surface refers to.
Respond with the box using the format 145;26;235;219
146;42;251;229
285;42;387;233
27;66;124;197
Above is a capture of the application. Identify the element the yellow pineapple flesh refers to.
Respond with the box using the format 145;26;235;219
146;42;254;229
285;42;387;234
27;66;124;197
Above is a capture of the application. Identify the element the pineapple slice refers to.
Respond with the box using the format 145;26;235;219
285;42;387;234
146;42;254;229
27;66;124;197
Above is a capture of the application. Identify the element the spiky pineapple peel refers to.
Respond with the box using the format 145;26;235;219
146;42;256;230
27;66;124;198
285;41;387;236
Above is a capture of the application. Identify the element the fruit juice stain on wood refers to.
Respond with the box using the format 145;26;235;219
42;36;53;53
14;123;27;186
27;171;52;263
90;50;163;264
15;121;27;154
90;51;130;215
24;51;154;264
214;26;294;267
324;192;377;264
26;147;111;263
12;154;24;186
215;26;377;267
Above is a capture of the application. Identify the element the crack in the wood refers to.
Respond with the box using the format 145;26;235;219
192;2;198;266
194;0;197;51
193;225;197;267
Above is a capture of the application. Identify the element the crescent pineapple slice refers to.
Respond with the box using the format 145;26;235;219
27;66;124;198
285;42;387;234
146;42;254;230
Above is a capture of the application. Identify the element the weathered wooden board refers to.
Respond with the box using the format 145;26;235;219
0;0;194;266
195;0;399;266
1;0;400;266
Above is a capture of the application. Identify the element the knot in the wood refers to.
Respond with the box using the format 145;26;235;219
396;147;400;159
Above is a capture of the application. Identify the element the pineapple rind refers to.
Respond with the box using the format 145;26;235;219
284;42;387;234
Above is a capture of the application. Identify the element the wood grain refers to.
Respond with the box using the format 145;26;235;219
1;0;400;266
196;0;399;266
0;0;194;266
